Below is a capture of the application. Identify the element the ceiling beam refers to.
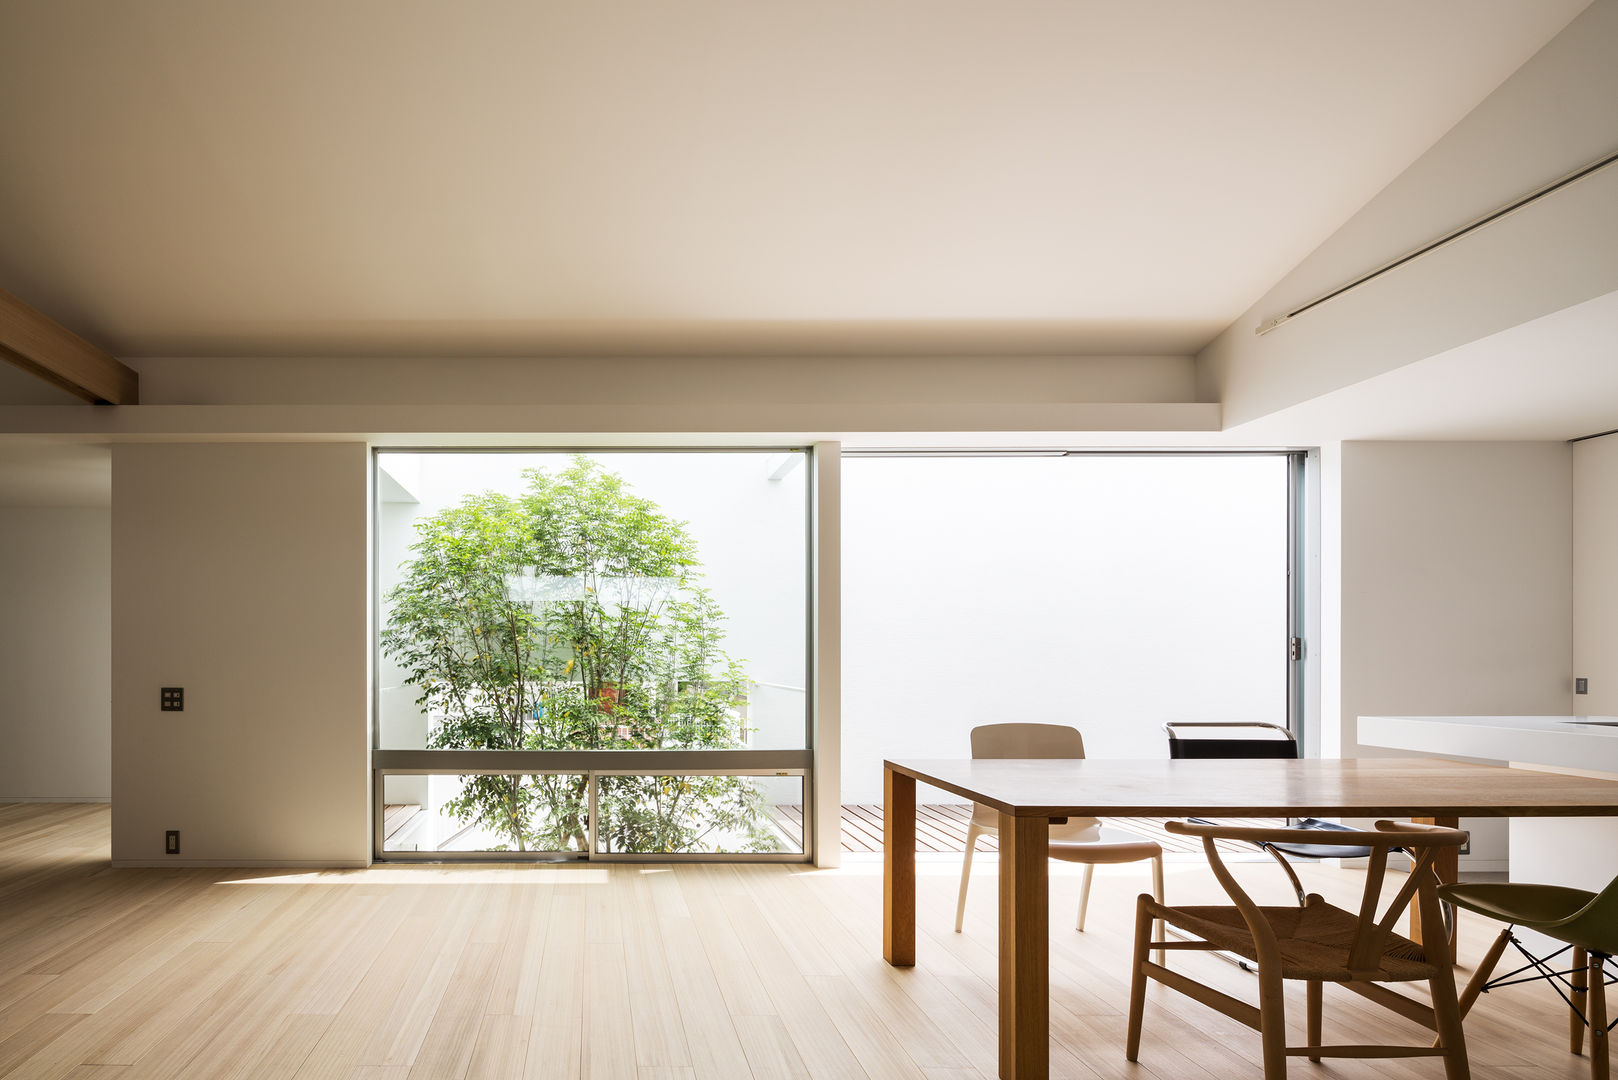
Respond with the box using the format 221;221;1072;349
0;288;137;405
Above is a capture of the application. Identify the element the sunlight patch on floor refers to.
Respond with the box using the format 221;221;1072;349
217;865;611;885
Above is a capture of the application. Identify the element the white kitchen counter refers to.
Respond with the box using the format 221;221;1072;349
1359;714;1618;773
1358;713;1618;898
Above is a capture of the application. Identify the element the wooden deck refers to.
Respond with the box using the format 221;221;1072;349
770;804;1270;854
393;802;1266;854
382;802;420;840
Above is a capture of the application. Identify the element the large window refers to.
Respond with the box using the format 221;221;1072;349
374;450;810;859
840;452;1297;806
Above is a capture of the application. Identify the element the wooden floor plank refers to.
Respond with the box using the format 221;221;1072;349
583;942;637;1080
700;867;866;1080
235;1013;334;1080
671;866;775;1020
356;885;484;1069
404;939;501;1079
731;1015;812;1080
465;1014;529;1078
0;1012;86;1077
521;883;586;1079
485;880;551;1018
620;870;693;1071
292;890;461;1078
0;803;1600;1080
748;867;975;1073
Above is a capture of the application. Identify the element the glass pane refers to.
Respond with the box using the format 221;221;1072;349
841;454;1290;805
382;772;588;854
377;451;808;755
594;774;804;854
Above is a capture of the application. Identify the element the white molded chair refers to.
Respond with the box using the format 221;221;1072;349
953;722;1164;962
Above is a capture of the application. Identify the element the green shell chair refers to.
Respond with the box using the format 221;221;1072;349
1438;875;1618;1080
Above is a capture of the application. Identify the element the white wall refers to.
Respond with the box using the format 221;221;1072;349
841;455;1290;804
1201;0;1618;426
0;507;110;799
111;443;370;865
1513;431;1618;898
1340;441;1573;868
1574;432;1618;713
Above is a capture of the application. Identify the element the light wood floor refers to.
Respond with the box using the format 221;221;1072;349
0;803;1596;1079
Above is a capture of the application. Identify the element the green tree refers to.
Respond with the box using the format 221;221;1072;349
381;456;782;853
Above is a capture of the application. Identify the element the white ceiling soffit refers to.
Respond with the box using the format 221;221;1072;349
0;0;1591;360
0;443;110;507
1224;287;1618;444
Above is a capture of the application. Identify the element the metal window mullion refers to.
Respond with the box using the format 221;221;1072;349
587;770;599;856
372;749;812;772
373;773;385;858
1287;451;1308;758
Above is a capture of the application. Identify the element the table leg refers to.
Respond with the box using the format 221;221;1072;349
884;766;916;966
1410;815;1459;961
999;812;1049;1079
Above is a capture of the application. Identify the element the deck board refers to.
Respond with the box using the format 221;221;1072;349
382;803;421;841
781;804;1274;854
392;800;1272;855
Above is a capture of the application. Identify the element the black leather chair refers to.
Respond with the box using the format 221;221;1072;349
1164;722;1374;905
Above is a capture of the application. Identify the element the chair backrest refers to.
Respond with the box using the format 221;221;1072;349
968;724;1099;839
1549;873;1618;955
1167;819;1469;976
1164;721;1297;760
971;722;1086;760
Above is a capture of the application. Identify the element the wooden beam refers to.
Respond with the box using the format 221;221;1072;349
0;288;137;404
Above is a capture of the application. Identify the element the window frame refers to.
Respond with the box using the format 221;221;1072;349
372;446;817;863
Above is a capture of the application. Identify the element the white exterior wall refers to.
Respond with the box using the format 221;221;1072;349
0;507;111;800
840;455;1290;804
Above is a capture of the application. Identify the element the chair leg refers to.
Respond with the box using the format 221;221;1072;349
954;821;981;933
1575;946;1590;1055
1428;942;1472;1080
1150;853;1166;969
1076;862;1094;931
1306;980;1322;1063
1459;928;1513;1020
1256;968;1288;1080
1591;953;1609;1080
1261;842;1307;906
1433;926;1510;1051
1125;893;1152;1062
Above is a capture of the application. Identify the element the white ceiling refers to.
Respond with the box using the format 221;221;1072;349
0;0;1591;359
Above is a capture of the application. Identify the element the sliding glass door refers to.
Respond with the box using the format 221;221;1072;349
374;450;812;860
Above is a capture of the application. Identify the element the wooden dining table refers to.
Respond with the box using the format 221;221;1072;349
881;756;1618;1080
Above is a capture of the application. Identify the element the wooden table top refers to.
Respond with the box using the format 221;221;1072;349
884;757;1618;818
